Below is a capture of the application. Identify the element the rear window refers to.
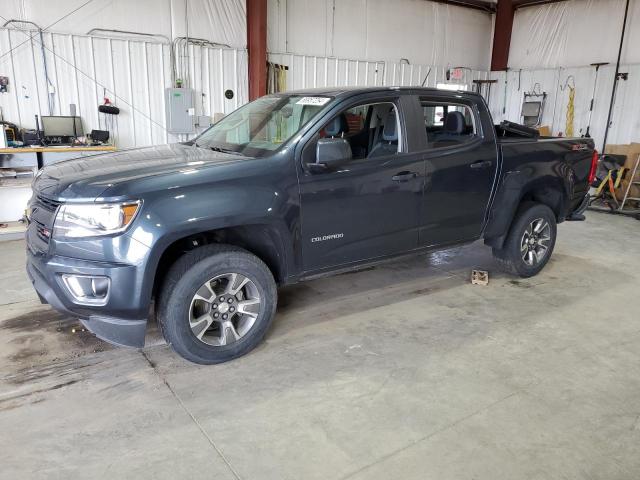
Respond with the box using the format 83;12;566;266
420;98;477;149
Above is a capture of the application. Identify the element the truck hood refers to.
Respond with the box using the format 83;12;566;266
32;143;248;199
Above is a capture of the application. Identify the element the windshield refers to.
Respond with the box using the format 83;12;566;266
193;94;333;157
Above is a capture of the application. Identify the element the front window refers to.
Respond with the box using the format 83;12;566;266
194;94;332;157
302;101;403;166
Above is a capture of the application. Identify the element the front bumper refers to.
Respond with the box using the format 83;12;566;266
26;251;148;348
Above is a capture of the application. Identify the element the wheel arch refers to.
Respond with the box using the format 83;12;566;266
148;223;295;302
484;177;567;249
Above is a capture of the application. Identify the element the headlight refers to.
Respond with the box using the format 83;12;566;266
53;201;141;238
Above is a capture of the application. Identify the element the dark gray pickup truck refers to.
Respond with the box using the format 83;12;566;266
26;87;596;364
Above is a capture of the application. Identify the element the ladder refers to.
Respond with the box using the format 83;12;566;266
619;153;640;210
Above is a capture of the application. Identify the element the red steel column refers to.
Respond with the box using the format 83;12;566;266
247;0;267;100
491;0;515;71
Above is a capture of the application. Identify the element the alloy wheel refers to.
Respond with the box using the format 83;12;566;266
188;273;262;346
520;218;552;267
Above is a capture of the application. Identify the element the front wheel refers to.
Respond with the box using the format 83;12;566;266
493;203;557;278
158;245;277;364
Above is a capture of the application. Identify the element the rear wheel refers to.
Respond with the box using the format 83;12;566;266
493;203;557;278
158;245;277;364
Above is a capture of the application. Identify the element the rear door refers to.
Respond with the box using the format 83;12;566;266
416;94;499;246
297;94;425;272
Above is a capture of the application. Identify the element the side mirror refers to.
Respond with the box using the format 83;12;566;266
311;137;352;173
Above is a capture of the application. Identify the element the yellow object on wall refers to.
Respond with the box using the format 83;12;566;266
565;86;575;137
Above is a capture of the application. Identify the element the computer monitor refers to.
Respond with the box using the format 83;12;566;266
41;116;84;138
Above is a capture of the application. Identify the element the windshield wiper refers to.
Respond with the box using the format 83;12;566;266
209;146;244;156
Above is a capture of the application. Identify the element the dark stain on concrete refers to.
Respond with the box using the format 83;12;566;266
411;287;434;296
0;397;45;413
1;308;112;369
1;309;74;333
8;344;49;363
4;358;101;386
0;379;80;409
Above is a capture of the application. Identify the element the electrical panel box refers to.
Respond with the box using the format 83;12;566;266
165;88;195;134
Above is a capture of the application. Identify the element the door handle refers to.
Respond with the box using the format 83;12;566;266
392;171;418;182
470;160;492;169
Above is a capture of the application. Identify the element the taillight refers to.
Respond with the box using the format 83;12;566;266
588;149;598;185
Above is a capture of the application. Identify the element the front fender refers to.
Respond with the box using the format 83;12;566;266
125;182;298;308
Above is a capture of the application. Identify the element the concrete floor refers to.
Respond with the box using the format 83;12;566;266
1;212;639;480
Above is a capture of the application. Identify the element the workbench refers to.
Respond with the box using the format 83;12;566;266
0;145;117;223
0;145;117;169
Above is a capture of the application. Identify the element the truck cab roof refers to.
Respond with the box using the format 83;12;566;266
281;86;483;100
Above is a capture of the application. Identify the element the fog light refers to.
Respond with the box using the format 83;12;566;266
91;277;110;297
61;274;110;305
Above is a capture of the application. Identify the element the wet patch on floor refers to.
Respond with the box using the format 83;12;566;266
0;308;112;374
2;308;77;333
410;286;437;296
507;280;533;289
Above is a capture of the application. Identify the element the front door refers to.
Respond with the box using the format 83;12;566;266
298;95;425;272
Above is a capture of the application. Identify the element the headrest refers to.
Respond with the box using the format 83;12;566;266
444;111;465;134
325;114;349;137
382;111;397;141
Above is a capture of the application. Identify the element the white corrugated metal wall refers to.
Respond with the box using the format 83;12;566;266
4;0;637;153
266;0;494;100
489;0;640;149
268;52;491;92
0;27;248;149
486;64;640;149
267;0;494;70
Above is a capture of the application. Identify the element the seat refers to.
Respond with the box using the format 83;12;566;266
432;111;467;147
324;114;349;137
443;111;465;135
368;111;398;158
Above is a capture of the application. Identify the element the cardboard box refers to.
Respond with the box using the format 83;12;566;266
537;125;551;137
606;143;640;202
604;143;629;155
605;143;640;172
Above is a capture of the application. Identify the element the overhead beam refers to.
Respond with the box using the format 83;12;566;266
513;0;568;8
429;0;567;13
430;0;496;13
491;0;514;71
247;0;267;100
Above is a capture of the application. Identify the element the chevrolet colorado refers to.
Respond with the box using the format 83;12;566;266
26;87;596;364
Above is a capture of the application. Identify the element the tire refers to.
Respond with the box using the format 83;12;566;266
492;202;557;278
157;244;277;364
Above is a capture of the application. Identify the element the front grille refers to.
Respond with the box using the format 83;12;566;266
27;194;62;250
33;219;52;243
36;195;61;212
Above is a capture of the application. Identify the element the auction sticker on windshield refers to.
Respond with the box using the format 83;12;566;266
296;97;331;106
